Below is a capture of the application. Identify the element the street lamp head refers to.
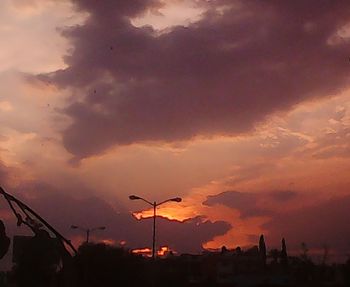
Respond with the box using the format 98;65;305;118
70;225;78;229
170;197;182;202
129;195;141;200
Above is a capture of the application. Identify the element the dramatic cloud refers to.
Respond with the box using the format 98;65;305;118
47;0;350;159
70;0;161;18
2;0;350;267
0;181;230;255
264;194;350;260
204;190;270;218
203;190;298;218
269;190;298;202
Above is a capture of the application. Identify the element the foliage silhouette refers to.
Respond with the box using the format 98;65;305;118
259;234;267;266
280;238;288;267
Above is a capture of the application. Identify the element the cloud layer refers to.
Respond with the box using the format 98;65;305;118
203;190;298;218
0;181;230;255
264;194;350;260
1;0;350;266
47;0;350;159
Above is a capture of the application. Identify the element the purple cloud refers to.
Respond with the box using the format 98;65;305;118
269;190;298;202
203;190;272;218
203;190;298;218
43;0;350;159
264;194;350;261
0;182;230;255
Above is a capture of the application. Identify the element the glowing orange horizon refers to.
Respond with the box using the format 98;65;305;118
131;246;174;257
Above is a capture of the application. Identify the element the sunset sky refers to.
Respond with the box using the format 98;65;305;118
1;0;350;267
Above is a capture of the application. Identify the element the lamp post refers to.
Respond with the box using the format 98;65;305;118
129;195;182;259
70;225;106;243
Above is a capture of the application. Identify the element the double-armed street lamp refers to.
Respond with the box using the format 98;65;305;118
70;225;106;243
129;195;182;259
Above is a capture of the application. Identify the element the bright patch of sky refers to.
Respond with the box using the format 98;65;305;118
0;0;85;73
131;0;206;30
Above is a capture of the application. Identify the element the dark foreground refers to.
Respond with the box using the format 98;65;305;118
0;241;349;287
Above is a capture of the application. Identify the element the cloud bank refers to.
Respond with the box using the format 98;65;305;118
46;0;350;159
203;190;298;218
0;180;230;255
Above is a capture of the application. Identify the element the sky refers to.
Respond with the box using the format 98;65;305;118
1;0;350;267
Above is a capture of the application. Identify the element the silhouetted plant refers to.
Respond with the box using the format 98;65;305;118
280;237;288;266
235;246;242;255
259;234;267;265
221;245;228;254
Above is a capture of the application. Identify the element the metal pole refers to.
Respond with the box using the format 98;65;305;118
129;195;181;260
152;201;156;260
86;229;90;243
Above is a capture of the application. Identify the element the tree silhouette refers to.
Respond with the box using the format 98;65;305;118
259;234;267;265
280;237;288;266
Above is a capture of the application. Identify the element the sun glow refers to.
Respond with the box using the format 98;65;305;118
132;208;189;221
131;247;152;256
131;246;174;257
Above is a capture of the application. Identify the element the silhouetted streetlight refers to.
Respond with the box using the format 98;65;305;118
70;225;106;243
129;195;182;259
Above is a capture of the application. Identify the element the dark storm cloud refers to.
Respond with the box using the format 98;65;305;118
264;195;350;259
203;190;271;218
30;191;230;253
269;190;298;202
203;190;298;218
71;0;161;18
48;0;350;159
1;182;230;254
